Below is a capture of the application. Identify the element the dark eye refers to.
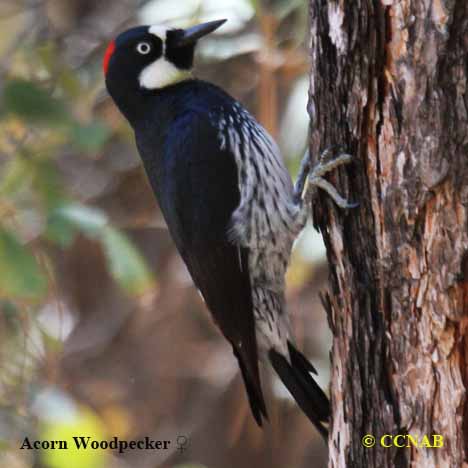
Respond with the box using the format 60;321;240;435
136;42;151;55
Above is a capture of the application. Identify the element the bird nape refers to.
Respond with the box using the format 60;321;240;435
104;19;356;442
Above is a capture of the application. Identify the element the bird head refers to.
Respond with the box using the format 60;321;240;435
103;19;226;93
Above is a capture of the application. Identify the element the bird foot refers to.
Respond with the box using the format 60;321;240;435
307;148;358;209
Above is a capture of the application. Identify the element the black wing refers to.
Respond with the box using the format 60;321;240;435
149;110;267;424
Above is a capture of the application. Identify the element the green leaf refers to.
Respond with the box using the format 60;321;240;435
0;157;33;198
101;226;153;295
2;79;68;125
32;158;65;210
50;204;108;238
48;203;154;295
58;69;83;98
0;228;47;301
1;300;22;334
69;122;110;152
1;300;19;318
46;211;77;247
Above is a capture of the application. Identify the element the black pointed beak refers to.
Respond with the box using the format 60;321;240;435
174;19;226;47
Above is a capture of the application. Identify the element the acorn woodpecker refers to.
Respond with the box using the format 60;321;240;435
104;19;355;440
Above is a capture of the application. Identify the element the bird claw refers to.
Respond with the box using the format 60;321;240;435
310;149;353;178
307;148;357;209
309;177;358;209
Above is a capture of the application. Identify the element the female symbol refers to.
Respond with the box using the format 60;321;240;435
176;435;189;453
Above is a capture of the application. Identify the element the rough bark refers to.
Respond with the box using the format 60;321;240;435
307;1;468;467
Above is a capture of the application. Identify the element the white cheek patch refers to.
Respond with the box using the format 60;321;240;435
139;58;188;89
139;24;191;90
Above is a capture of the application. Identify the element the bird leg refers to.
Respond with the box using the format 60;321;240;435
294;148;357;209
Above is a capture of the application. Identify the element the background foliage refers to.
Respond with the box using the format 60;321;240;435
0;1;330;467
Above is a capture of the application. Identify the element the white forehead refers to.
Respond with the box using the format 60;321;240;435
148;25;171;39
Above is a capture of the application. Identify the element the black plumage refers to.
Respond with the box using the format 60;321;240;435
134;81;267;422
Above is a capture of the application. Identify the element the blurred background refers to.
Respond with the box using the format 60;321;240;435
0;0;331;467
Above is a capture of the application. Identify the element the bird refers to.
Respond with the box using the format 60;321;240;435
103;19;355;440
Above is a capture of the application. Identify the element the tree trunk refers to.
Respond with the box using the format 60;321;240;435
307;1;468;467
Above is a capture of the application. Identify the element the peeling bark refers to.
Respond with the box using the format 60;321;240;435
307;1;468;467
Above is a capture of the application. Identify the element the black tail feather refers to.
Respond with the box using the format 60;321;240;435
269;342;330;441
233;348;268;425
